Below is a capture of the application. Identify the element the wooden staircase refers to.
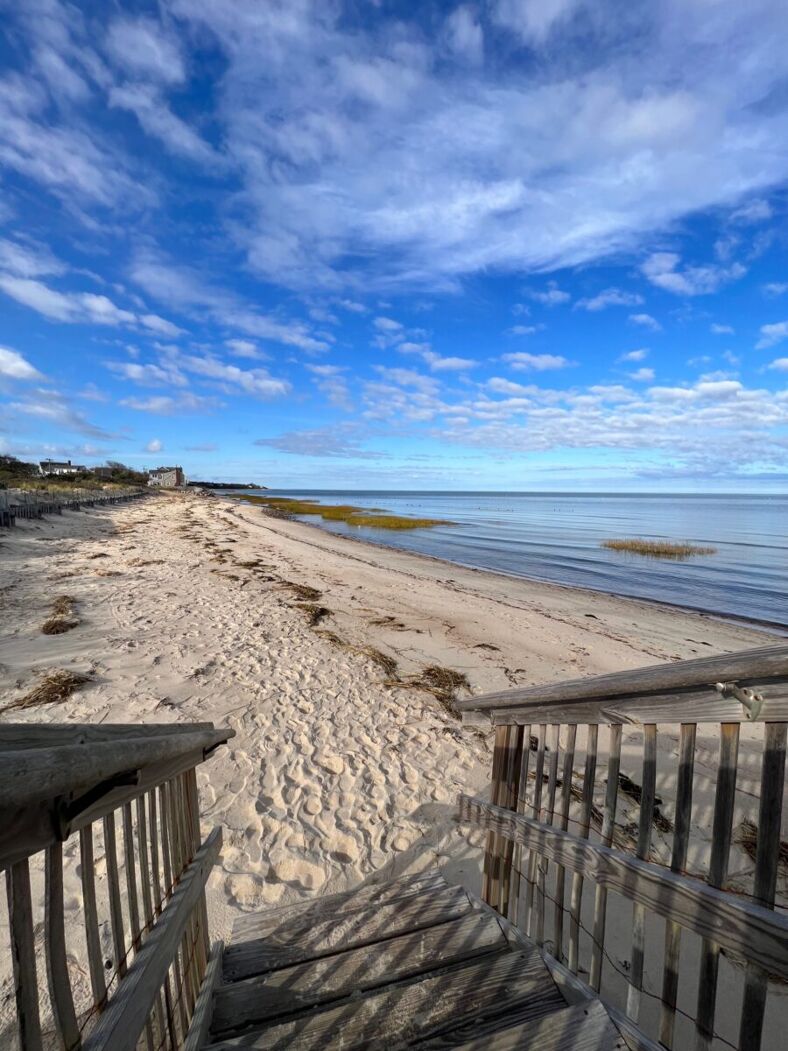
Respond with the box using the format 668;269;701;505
203;871;625;1050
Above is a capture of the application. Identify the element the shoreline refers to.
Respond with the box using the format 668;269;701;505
1;491;784;1047
222;493;787;637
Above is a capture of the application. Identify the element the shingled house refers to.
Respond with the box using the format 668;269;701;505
147;465;186;488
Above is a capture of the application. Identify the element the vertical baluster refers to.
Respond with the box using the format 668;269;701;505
660;722;697;1049
45;842;81;1050
739;722;787;1051
536;725;560;947
79;824;107;1011
525;726;547;937
554;723;577;963
498;725;524;919
185;767;211;965
152;788;180;1050
180;773;205;1005
137;796;164;1049
627;723;657;1021
103;812;127;979
695;723;739;1051
168;777;197;1020
160;781;189;1036
510;724;532;926
568;723;598;975
590;723;622;990
482;725;512;906
5;859;44;1051
122;804;142;956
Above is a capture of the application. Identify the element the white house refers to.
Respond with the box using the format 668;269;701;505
148;466;186;488
40;459;86;476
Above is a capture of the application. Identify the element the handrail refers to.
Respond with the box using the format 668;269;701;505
1;722;231;1051
82;827;222;1051
455;643;788;724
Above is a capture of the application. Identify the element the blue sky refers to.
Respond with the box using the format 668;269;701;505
1;0;788;491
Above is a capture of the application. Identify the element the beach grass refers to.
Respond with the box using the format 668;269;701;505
3;670;91;712
235;494;452;530
602;538;716;560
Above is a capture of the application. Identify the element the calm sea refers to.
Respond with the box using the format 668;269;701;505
238;491;788;628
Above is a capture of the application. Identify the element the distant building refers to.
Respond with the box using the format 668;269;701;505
148;466;186;488
40;459;87;476
92;466;115;480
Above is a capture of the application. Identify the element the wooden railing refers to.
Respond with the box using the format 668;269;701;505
0;487;146;527
0;722;233;1051
455;644;788;1051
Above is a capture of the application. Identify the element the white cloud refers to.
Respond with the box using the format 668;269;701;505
225;339;262;359
619;348;649;362
502;352;573;371
756;322;788;349
630;367;655;382
491;0;579;45
179;354;290;398
576;288;643;312
629;313;661;331
730;199;772;224
0;346;43;381
527;281;571;307
508;324;540;336
711;323;735;335
763;283;788;297
109;83;221;165
306;363;352;409
120;393;216;414
254;426;382;459
107;360;188;387
105;18;185;84
422;351;477;371
144;438;163;453
444;6;484;65
642;252;746;296
767;357;788;372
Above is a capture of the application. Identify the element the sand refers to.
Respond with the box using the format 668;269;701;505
0;490;784;1046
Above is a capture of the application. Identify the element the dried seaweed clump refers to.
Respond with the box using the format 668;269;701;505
735;817;788;872
3;670;91;712
41;595;79;635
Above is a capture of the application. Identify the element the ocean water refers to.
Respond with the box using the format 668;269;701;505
240;491;788;627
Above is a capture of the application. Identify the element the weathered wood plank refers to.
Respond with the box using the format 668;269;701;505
45;841;81;1050
184;940;223;1051
627;723;657;1022
536;724;560;946
554;724;577;963
659;722;696;1049
498;724;524;918
212;947;564;1050
739;721;787;1051
0;728;234;808
590;723;622;990
213;911;507;1035
483;724;513;906
508;723;531;925
0;722;216;750
82;827;221;1051
80;824;107;1010
457;796;788;980
230;870;447;944
456;644;788;712
695;723;739;1051
568;725;598;974
422;1000;626;1051
5;858;43;1051
103;812;127;979
223;883;475;981
524;725;546;935
487;683;788;725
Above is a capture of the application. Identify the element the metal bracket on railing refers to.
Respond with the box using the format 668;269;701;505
715;680;764;721
53;769;140;840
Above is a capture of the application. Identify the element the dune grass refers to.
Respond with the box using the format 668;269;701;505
236;494;452;530
602;538;716;560
3;670;91;712
41;595;79;635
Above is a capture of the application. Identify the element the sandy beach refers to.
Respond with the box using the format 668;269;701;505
1;490;784;1044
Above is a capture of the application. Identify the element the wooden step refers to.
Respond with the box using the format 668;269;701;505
418;1000;627;1050
222;882;473;981
208;946;565;1049
212;910;508;1036
229;870;448;947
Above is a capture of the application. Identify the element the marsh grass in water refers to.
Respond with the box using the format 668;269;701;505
236;494;452;530
602;538;717;560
